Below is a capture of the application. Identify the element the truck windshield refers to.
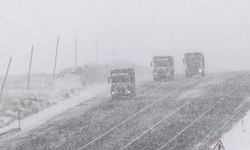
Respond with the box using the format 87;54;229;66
154;61;170;67
186;57;203;64
111;75;130;83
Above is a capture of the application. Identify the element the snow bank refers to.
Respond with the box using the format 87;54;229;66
0;64;111;128
221;100;250;150
0;74;53;128
0;62;150;129
0;83;108;134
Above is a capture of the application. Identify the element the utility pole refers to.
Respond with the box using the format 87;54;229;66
53;36;60;78
18;110;21;129
27;46;34;90
75;38;78;68
0;57;12;98
95;40;99;66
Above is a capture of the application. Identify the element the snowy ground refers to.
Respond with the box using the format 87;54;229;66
220;98;250;150
0;83;108;134
2;71;249;150
0;63;150;129
4;73;246;150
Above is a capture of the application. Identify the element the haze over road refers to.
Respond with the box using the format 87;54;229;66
1;72;250;150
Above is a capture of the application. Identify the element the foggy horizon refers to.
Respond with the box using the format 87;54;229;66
1;0;250;74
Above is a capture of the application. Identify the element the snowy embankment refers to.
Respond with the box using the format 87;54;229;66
0;64;111;131
220;98;250;150
0;63;150;132
0;84;108;134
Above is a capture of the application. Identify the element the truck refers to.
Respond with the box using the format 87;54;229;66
183;52;205;77
108;68;136;100
151;56;174;81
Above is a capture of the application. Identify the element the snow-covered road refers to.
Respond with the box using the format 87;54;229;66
1;72;250;150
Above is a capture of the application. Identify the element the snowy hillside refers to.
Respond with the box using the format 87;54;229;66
0;63;150;129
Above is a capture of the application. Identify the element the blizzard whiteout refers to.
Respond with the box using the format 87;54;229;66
1;0;250;150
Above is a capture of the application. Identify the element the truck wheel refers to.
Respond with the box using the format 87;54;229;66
133;91;136;97
129;90;136;99
170;72;175;80
170;76;174;81
201;71;205;77
111;95;117;100
185;72;191;78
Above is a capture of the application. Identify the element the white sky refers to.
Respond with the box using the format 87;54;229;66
0;0;250;74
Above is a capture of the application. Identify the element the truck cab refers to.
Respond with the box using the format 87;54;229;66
108;68;136;100
183;52;205;78
151;56;174;81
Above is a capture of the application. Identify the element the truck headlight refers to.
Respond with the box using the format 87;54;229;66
199;69;203;72
112;92;115;95
127;91;131;94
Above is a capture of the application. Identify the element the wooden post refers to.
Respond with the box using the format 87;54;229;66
27;46;34;90
0;57;12;98
53;36;60;78
75;38;78;68
18;110;21;129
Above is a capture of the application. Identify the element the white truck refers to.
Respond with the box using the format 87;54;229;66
151;56;174;81
183;52;205;77
108;68;136;100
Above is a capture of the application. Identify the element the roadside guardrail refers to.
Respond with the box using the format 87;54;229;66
0;128;21;141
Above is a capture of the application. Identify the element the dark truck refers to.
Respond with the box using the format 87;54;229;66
183;52;205;77
151;56;174;81
108;68;136;100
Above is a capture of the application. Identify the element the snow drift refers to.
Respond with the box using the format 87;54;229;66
0;62;150;129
